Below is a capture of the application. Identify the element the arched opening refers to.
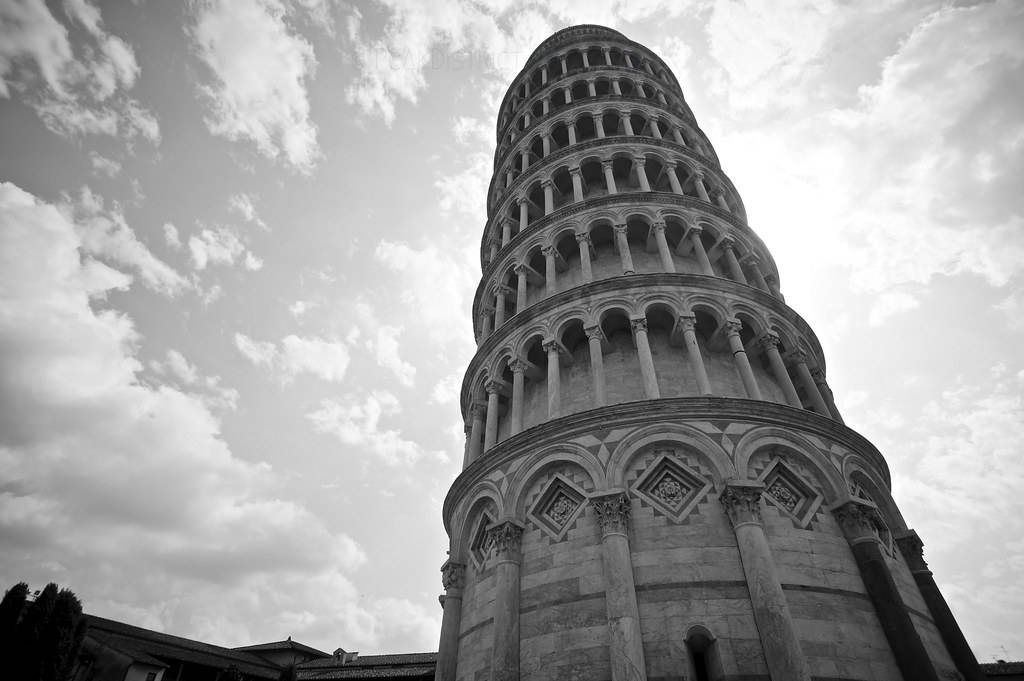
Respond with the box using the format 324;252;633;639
576;114;597;143
579;159;606;199
565;50;584;73
558;318;590;415
529;135;545;161
551;167;574;212
525;183;544;225
553;229;580;290
630;112;647;137
619;79;635;97
531;99;544;121
571;80;589;101
586;46;603;67
525;246;546;307
530;67;543;89
550;122;569;152
594;78;611;97
547;56;562;79
602;110;623;137
608;48;625;67
588;222;617;279
685;627;723;681
599;309;643;405
645;303;680;397
522;335;548;429
626;216;656;274
612;156;637;192
552;87;569;109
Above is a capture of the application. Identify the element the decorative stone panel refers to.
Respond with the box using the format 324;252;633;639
756;456;823;528
469;513;495;569
527;473;588;541
631;451;712;521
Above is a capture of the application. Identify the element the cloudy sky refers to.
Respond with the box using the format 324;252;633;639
1;0;1022;661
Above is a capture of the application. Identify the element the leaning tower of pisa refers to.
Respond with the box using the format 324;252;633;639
435;25;981;681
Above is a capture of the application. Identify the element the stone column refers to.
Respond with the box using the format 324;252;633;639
587;79;597;97
720;483;812;681
621;114;635;136
515;264;528;314
510;359;526;435
614;224;635;275
568;121;578;145
541;64;548;84
665;163;684;195
487;521;524;681
716;192;731;211
518;197;529;233
543;339;561;419
542;180;554;214
649;119;662;139
623;52;633;68
542;98;550;115
560;56;568;75
595;116;606;138
895;530;985;681
466;402;485;466
542;246;557;296
489;239;500;263
671;126;685;145
759;333;802;408
586;325;607;408
833;501;941;681
725;320;762;400
520;150;529;173
582;51;591;68
435;560;466;681
542;134;551;156
746;257;771;292
602;47;612;66
631;318;660;399
577;232;594;282
721;240;748;285
592;492;648;681
692;171;711;202
810;368;844;424
687;227;714;275
634;157;651;191
570;167;584;202
787;350;830;416
484;381;501;450
651;221;675;273
480;308;493;340
612;79;622;96
501;219;512;246
679;315;712;395
603;160;618;193
494;285;509;327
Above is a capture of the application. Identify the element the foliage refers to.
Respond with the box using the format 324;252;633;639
3;581;87;681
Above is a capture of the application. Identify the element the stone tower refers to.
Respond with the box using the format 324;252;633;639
436;25;981;681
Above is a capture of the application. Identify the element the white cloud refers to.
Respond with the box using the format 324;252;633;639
188;226;245;270
436;151;491;216
288;299;317;317
150;349;240;412
234;332;351;383
189;0;320;172
228;192;267;230
353;302;416;387
306;392;429;466
163;222;182;250
243;251;264;271
65;187;189;296
452;116;491;146
88;151;121;177
0;181;376;652
163;349;199;385
0;0;160;144
867;290;919;327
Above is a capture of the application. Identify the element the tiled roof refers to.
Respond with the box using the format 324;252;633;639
983;661;1024;675
86;615;282;678
235;639;331;658
296;652;437;679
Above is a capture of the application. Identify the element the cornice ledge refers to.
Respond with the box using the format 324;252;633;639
442;397;890;533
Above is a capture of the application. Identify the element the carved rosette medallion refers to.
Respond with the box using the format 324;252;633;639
592;491;632;536
720;483;765;527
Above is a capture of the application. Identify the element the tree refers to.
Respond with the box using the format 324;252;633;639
3;581;87;681
0;582;30;657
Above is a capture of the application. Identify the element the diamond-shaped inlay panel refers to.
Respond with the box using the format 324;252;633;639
633;453;712;521
469;513;494;568
528;475;587;541
759;457;823;527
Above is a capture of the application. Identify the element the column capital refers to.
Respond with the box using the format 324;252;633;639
831;498;883;544
758;331;781;352
691;168;705;180
895;529;931;575
809;366;827;384
601;159;614;169
685;223;703;236
678;314;697;332
630;317;648;334
509;358;528;374
720;481;765;526
613;223;628;235
632;155;647;166
541;244;556;257
485;520;523;563
470;401;487;418
591;491;631;535
724;318;743;337
575;231;591;244
785;348;808;364
513;262;528;274
569;165;582;176
493;283;514;296
584;324;604;341
542;338;561;354
541;179;553;189
516;196;528;206
440;560;467;592
664;160;678;169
